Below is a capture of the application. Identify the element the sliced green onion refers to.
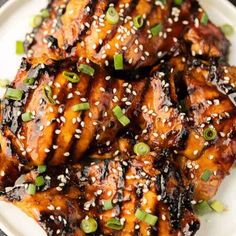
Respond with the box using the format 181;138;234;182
118;115;130;126
135;208;147;221
80;218;98;233
210;200;225;213
43;85;56;104
21;112;33;122
174;0;183;5
103;199;113;210
16;41;25;55
106;7;119;25
114;54;124;70
135;208;158;226
30;15;43;28
194;201;212;216
40;9;50;19
106;218;123;230
24;77;35;85
112;105;124;119
0;79;10;88
133;15;144;29
134;142;150;156
112;105;130;126
27;183;36;195
78;64;95;76
5;88;23;101
203;127;217;141
221;24;234;36
35;176;45;187
72;102;90;112
201;13;209;25
201;169;213;182
62;71;80;83
37;165;47;173
144;213;158;226
150;23;163;37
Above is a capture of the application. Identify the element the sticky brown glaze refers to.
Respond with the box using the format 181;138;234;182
24;0;229;68
25;0;69;64
0;130;21;190
1;153;199;236
138;64;187;152
178;59;236;201
157;54;236;201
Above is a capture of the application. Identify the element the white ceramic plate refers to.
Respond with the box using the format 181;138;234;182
0;0;235;235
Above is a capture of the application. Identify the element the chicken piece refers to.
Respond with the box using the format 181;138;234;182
138;64;187;152
0;60;147;166
184;10;229;58
25;0;69;63
24;0;229;68
1;153;199;236
2;168;85;236
178;59;236;201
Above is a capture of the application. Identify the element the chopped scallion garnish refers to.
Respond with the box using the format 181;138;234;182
78;64;95;76
30;15;43;28
16;41;25;55
112;105;124;119
72;102;90;112
144;213;158;226
150;23;163;37
118;114;130;126
5;88;24;101
133;15;144;29
203;127;217;141
62;71;80;83
135;208;146;221
112;105;130;126
37;165;47;173
24;77;35;85
201;169;213;182
174;0;183;5
210;200;225;213
134;142;150;156
194;201;212;216
40;9;50;19
114;54;124;70
21;112;34;122
135;208;158;226
43;85;56;104
80;218;98;233
103;199;113;210
221;24;234;36
35;176;45;187
106;7;119;25
0;79;10;88
106;218;123;230
201;13;209;25
27;183;36;195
